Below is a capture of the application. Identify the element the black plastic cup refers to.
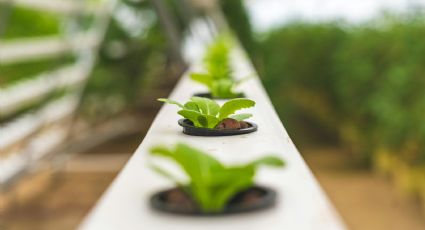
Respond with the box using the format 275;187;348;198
178;119;257;136
149;185;277;216
192;92;245;99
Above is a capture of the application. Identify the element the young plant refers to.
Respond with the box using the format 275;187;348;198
150;143;285;212
158;96;255;129
190;37;247;98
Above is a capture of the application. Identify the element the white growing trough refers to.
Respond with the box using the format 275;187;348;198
80;33;346;229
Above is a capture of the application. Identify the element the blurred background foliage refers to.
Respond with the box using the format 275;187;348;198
1;7;60;39
255;15;425;166
221;1;425;167
219;1;425;200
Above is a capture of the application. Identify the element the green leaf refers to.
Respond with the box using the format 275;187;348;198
210;174;253;211
190;73;213;87
184;101;200;112
197;116;207;127
190;96;220;116
219;98;255;120
174;143;224;187
158;98;184;109
197;114;220;128
196;167;254;211
230;113;252;121
204;38;231;79
153;143;224;178
177;109;203;127
247;156;285;168
172;144;238;212
189;37;247;99
150;145;174;157
208;167;253;186
211;79;236;98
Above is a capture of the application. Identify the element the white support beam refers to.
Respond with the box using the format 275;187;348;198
0;0;114;180
0;62;90;116
0;33;99;64
0;126;68;183
0;153;28;185
0;0;116;186
0;95;78;184
0;95;78;152
79;42;346;230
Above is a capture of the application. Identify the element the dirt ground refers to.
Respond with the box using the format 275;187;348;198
3;172;118;230
302;147;425;230
2;137;425;230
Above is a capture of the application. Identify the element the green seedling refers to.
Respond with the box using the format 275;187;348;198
190;37;249;98
158;97;255;129
149;143;285;212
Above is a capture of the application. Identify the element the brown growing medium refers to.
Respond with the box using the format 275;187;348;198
164;188;197;211
215;118;250;130
158;186;266;213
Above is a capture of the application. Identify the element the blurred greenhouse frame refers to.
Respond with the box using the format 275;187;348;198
0;0;203;189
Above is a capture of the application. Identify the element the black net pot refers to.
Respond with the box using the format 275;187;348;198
178;119;257;136
192;92;245;100
150;185;277;216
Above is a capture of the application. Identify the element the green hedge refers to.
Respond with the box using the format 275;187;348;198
257;16;425;165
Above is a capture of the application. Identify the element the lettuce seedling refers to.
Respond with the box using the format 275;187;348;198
190;37;248;98
158;97;255;129
150;143;285;212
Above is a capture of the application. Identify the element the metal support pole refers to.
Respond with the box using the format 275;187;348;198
149;0;186;69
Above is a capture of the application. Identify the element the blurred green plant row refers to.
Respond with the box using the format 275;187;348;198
220;2;425;169
256;15;425;168
221;0;425;199
227;12;425;202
